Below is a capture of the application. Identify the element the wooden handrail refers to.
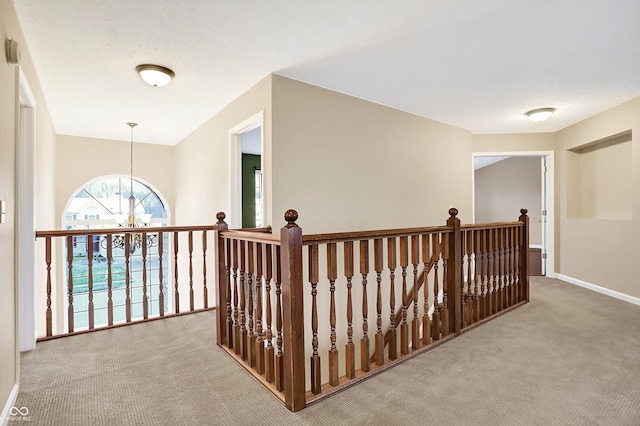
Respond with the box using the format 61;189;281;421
221;230;281;244
302;226;452;245
36;225;271;238
461;221;524;230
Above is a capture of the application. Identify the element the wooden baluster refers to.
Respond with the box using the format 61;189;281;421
506;227;513;307
327;242;339;386
399;236;409;355
421;234;431;346
158;232;165;317
87;234;95;330
66;236;74;333
500;227;507;311
465;230;473;326
492;228;499;314
411;235;420;351
496;228;504;312
360;239;370;372
264;244;275;383
431;233;440;341
202;231;208;309
275;246;284;392
125;234;132;323
247;241;256;367
239;240;247;360
254;242;264;375
511;226;517;305
344;241;356;379
106;234;114;326
431;234;441;341
459;231;467;330
514;225;521;302
474;229;481;322
308;244;321;394
502;227;508;309
188;231;194;311
225;238;232;345
485;229;495;316
385;238;397;361
173;231;180;314
142;232;149;319
480;230;487;319
45;237;53;337
232;239;240;352
519;209;530;303
374;238;385;365
441;231;450;337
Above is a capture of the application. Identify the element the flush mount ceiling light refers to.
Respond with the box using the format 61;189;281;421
136;64;175;87
526;107;555;122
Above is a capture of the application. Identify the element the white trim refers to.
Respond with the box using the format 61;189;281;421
471;150;555;277
228;111;264;229
1;384;20;426
557;274;640;306
16;67;37;352
529;244;543;249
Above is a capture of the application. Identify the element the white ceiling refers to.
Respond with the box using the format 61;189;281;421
12;0;640;146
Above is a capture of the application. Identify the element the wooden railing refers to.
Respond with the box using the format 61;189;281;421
34;224;258;339
215;208;529;412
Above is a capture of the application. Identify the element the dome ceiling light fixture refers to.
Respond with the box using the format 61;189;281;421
136;64;175;87
526;107;555;122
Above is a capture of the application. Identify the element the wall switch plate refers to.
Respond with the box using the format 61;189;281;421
0;200;5;224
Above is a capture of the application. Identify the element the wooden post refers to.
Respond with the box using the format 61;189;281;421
519;209;530;303
280;210;306;412
214;212;229;347
446;208;462;336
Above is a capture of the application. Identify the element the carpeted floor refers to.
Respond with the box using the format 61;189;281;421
13;277;640;425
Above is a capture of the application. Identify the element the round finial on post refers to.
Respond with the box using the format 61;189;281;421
448;207;458;218
520;208;528;216
284;209;298;228
216;211;226;224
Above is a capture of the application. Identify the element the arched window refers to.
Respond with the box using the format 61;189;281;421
63;175;170;329
65;175;167;229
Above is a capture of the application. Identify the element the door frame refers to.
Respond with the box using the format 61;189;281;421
228;111;265;229
16;67;37;351
471;151;555;277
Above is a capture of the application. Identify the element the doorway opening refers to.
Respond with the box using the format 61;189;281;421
228;111;264;229
241;127;263;228
472;151;554;276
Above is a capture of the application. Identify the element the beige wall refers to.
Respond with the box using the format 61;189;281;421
271;76;473;234
174;75;272;227
1;0;57;415
55;135;176;227
556;96;640;298
475;157;542;245
473;100;640;299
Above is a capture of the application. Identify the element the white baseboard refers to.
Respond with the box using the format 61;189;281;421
557;274;640;306
1;384;19;426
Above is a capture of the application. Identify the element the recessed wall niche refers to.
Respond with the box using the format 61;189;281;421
566;130;632;220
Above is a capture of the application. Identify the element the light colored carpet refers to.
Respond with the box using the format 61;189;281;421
14;277;640;425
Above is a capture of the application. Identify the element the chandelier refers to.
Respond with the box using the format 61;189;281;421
101;122;157;252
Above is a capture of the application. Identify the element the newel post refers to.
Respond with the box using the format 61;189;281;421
214;212;229;347
519;209;530;303
446;208;462;336
280;209;306;412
